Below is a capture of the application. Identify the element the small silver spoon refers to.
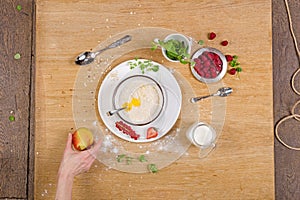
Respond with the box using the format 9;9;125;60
75;35;132;65
106;107;127;116
190;87;233;103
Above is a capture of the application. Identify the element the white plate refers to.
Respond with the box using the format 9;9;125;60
98;59;182;143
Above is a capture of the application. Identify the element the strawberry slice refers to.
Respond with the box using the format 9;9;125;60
146;127;158;139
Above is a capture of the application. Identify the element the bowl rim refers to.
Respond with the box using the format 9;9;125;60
112;74;165;126
190;47;228;83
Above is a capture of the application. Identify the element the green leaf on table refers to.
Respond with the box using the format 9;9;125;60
198;40;204;45
9;115;15;122
116;154;134;165
16;5;22;11
117;154;126;162
14;53;21;60
138;155;147;162
125;156;134;165
148;164;158;173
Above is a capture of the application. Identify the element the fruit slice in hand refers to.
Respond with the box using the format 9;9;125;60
146;127;158;139
72;127;94;151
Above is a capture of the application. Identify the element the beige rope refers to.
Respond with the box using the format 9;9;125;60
275;0;300;150
275;114;300;150
286;0;300;95
285;0;300;59
292;68;300;96
291;99;300;121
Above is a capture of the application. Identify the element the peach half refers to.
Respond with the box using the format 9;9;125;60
72;127;94;151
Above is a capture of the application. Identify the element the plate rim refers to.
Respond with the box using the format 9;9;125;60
97;58;182;143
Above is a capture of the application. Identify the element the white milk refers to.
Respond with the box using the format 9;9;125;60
193;125;213;146
187;123;216;148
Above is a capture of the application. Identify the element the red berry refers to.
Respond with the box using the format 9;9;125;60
221;40;229;46
194;64;202;75
225;55;233;62
228;68;237;75
146;127;158;139
202;51;209;57
194;58;201;64
198;54;207;62
211;71;217;78
216;65;222;72
210;66;216;73
214;57;222;66
213;53;219;59
208;32;216;40
204;60;211;68
207;52;215;60
199;71;205;77
204;72;210;78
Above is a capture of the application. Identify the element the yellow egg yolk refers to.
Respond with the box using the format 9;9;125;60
123;97;140;111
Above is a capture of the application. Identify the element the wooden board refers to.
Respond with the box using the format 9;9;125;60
273;0;300;199
0;0;35;199
35;0;274;199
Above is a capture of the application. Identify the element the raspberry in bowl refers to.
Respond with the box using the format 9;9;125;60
190;47;227;83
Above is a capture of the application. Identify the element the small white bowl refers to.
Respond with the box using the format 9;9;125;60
161;33;192;62
190;47;227;83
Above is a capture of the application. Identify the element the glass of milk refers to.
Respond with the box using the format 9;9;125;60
186;122;217;158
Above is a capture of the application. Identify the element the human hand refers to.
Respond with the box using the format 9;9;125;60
56;133;101;200
58;133;102;179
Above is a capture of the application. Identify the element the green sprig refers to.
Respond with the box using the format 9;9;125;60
9;115;15;122
197;40;204;45
128;59;159;74
14;53;21;60
116;154;133;165
117;154;126;162
229;55;241;68
227;54;242;77
148;164;158;173
16;5;22;11
116;154;158;173
138;155;147;162
151;39;191;65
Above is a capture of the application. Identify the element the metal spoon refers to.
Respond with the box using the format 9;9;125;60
75;35;132;65
190;87;233;103
106;107;127;116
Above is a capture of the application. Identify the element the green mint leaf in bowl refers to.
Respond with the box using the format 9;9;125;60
151;33;192;64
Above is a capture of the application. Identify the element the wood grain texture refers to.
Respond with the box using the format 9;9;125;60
35;0;273;199
273;0;300;199
0;0;35;199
